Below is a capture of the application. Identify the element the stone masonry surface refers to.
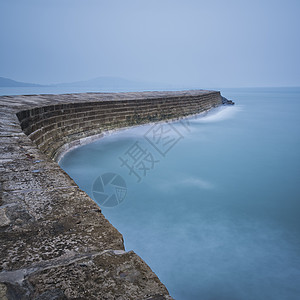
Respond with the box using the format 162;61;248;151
0;90;224;299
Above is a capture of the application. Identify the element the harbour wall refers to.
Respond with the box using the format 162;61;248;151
0;90;223;299
17;91;222;161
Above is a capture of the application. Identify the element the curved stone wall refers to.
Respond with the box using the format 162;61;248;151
0;90;223;299
17;91;222;160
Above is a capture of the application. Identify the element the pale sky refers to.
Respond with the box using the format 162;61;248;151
0;0;299;87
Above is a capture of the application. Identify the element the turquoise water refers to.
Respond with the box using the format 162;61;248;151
59;88;300;300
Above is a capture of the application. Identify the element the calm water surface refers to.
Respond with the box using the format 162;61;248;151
59;88;300;300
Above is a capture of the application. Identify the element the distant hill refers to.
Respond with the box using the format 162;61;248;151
53;76;160;89
0;76;177;90
0;77;44;87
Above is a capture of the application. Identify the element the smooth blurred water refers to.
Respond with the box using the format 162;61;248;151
59;88;300;300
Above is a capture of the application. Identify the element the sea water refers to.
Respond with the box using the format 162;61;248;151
57;87;300;300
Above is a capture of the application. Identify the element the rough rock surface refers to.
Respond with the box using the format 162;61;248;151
0;90;225;299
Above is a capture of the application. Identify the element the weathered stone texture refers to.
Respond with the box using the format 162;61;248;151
0;90;224;299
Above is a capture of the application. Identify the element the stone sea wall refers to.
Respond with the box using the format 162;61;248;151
0;90;223;300
17;91;222;161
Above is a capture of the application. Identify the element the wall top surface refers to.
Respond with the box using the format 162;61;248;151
0;90;216;112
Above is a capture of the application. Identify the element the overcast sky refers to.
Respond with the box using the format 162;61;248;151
0;0;299;87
